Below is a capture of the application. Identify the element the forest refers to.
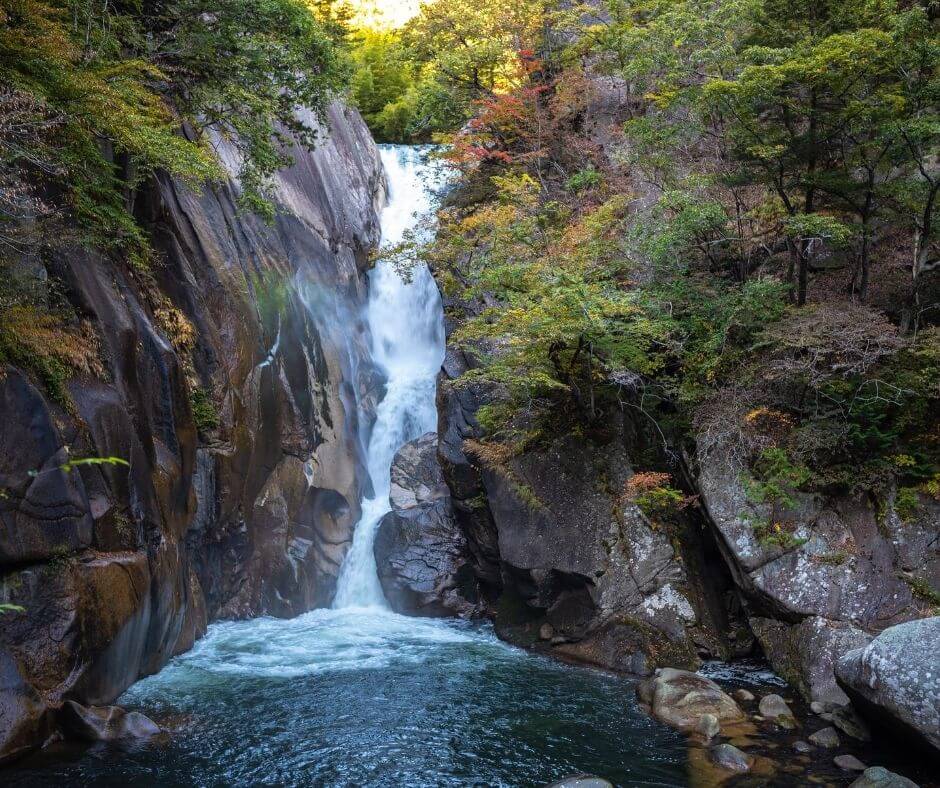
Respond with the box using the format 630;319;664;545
0;0;938;785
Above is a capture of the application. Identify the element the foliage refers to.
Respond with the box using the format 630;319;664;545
622;471;691;520
0;0;349;257
189;386;220;433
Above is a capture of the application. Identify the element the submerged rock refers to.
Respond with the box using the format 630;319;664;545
849;766;921;788
836;617;940;754
808;726;840;748
637;668;745;732
695;713;721;740
835;754;868;772
793;740;812;753
545;776;614;788
710;743;753;773
60;700;160;742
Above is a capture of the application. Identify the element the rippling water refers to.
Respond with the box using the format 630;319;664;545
8;610;691;787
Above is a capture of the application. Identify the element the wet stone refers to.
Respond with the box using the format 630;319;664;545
808;726;840;749
710;743;753;773
793;740;813;753
849;766;921;788
835;755;868;772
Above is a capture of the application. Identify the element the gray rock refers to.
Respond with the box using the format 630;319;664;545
545;777;614;788
808;726;840;748
793;740;812;753
810;701;827;714
695;713;720;740
710;743;752;773
638;668;745;732
697;436;939;707
836;617;940;754
373;433;480;617
849;766;921;788
734;688;755;702
834;754;868;772
750;616;872;705
759;693;793;719
60;700;160;742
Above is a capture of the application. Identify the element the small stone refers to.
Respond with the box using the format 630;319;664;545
695;713;720;740
849;766;921;788
820;712;834;721
759;693;793;720
808;726;840;748
539;622;555;641
831;705;872;742
545;776;614;788
710;743;753;773
793;740;812;753
810;701;826;715
835;755;868;772
733;689;755;702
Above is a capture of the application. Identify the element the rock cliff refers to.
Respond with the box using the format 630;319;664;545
0;103;385;762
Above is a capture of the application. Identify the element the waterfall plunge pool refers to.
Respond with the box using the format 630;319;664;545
3;147;772;788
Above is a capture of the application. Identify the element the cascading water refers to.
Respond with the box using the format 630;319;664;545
332;146;445;609
8;146;704;788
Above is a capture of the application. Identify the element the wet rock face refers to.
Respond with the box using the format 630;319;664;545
478;429;703;671
0;103;384;762
697;443;940;703
835;617;940;756
59;700;160;742
374;433;481;617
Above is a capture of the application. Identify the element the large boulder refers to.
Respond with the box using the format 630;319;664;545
637;668;746;732
835;617;940;756
374;433;480;616
697;439;940;703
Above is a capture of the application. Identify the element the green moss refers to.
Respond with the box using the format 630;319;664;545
189;386;220;433
895;487;922;523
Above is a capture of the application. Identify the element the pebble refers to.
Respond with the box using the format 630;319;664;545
733;689;755;702
710;743;753;773
758;694;796;728
835;755;868;772
808;726;840;749
793;740;812;753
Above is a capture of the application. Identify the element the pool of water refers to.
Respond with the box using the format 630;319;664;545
6;609;692;787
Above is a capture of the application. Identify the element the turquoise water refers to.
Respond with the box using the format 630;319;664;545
7;610;691;787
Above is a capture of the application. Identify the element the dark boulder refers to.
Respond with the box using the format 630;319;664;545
374;433;480;616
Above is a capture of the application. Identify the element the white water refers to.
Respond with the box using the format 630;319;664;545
332;145;446;609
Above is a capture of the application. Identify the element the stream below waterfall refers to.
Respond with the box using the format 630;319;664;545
6;147;796;787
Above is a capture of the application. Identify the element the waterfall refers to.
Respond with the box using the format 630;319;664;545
332;146;446;609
